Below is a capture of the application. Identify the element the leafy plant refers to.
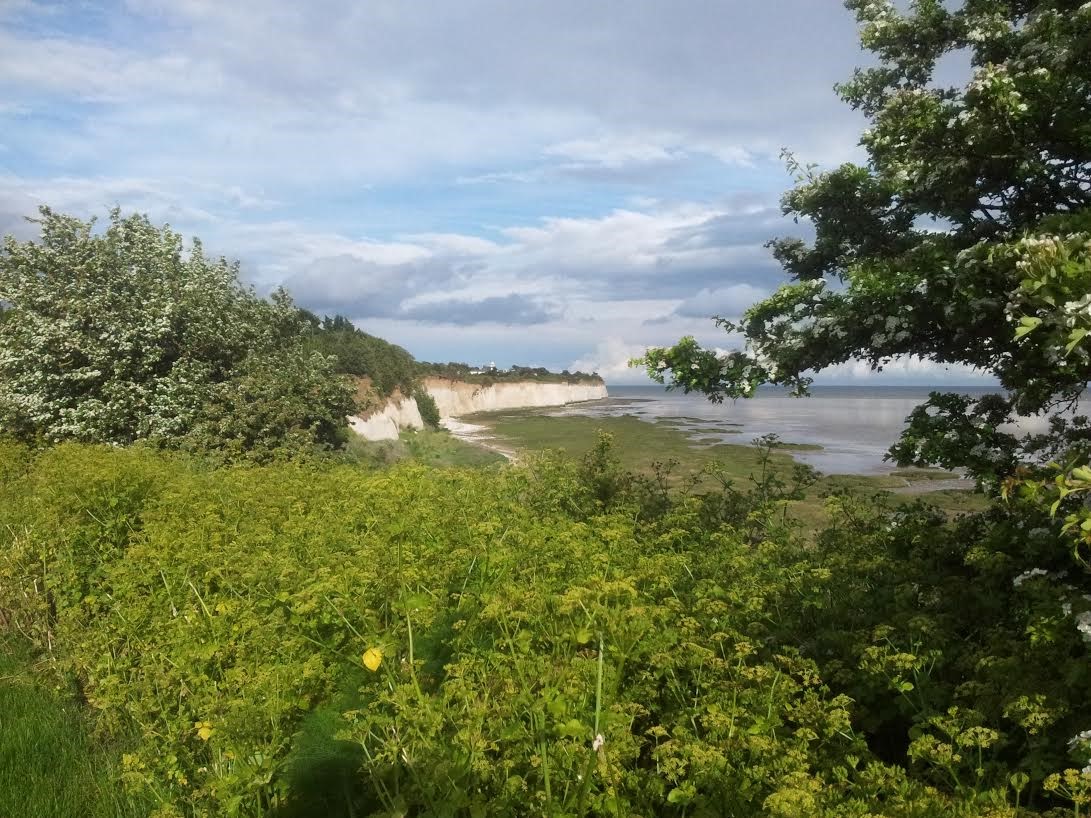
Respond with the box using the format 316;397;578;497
0;208;354;461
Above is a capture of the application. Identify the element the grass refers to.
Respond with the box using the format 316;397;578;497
341;427;507;468
0;641;146;818
466;411;988;523
474;413;794;477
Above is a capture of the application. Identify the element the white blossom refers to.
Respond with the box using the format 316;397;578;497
1012;568;1048;587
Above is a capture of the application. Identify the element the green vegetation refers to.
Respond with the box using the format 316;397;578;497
0;640;148;817
639;0;1091;551
413;387;442;428
474;411;982;518
300;312;422;402
0;435;1087;817
423;360;602;385
0;208;355;461
629;1;1091;809
3;3;1091;815
340;428;506;469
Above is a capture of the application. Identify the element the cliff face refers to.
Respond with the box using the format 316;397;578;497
348;379;607;441
423;378;608;418
348;395;424;441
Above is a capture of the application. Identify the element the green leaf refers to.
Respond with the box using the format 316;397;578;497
667;784;696;805
1065;328;1088;355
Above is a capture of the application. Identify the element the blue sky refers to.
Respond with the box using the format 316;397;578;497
0;0;990;384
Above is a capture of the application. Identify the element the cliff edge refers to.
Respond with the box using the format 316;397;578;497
349;378;608;441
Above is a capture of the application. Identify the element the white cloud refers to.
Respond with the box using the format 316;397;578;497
543;136;684;167
570;338;652;383
816;356;995;384
673;284;769;319
0;1;934;375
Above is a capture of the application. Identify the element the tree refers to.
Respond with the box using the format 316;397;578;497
0;207;354;460
302;313;421;397
639;0;1091;495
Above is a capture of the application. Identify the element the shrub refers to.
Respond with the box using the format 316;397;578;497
414;387;441;428
0;208;354;460
4;441;1088;816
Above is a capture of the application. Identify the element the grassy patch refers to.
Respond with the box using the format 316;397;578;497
341;428;507;469
0;642;146;818
475;413;800;481
473;412;987;524
778;441;824;451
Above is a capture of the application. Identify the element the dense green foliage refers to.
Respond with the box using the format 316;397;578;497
6;6;1091;816
413;387;442;428
423;360;601;385
3;437;1091;816
301;312;422;400
636;4;1091;738
0;208;355;461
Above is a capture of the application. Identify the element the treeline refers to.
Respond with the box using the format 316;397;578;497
422;360;601;384
299;312;420;397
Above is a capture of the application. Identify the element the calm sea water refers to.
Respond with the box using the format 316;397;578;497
548;384;1003;474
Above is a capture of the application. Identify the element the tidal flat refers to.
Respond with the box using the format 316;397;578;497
458;411;987;525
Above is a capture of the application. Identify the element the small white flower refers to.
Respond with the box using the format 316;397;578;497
1012;568;1048;587
592;734;605;751
1069;729;1091;748
1076;611;1091;644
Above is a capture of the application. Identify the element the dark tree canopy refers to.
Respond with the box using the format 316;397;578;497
301;311;421;398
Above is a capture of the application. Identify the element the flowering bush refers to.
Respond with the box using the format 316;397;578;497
0;208;354;461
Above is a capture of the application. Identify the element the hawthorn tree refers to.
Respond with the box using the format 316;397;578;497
640;0;1091;496
0;207;354;460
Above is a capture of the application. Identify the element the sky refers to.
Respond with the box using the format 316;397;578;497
0;0;990;384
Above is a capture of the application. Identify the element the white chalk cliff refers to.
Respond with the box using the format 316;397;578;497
423;378;608;417
348;378;608;441
348;395;425;441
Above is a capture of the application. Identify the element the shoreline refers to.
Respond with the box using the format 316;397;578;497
443;405;976;497
440;418;520;462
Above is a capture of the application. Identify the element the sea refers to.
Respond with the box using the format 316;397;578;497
546;384;1010;475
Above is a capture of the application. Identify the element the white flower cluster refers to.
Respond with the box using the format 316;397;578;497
1012;567;1049;587
751;347;779;381
870;313;914;348
1057;591;1091;645
1076;610;1091;644
1069;730;1091;776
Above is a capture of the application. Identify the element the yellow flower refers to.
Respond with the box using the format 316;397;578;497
362;647;383;672
194;720;214;741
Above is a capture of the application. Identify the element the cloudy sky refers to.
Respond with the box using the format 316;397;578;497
0;0;987;383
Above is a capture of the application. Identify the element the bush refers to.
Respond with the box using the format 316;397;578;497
302;312;420;397
0;208;354;460
4;440;1089;816
413;387;441;428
